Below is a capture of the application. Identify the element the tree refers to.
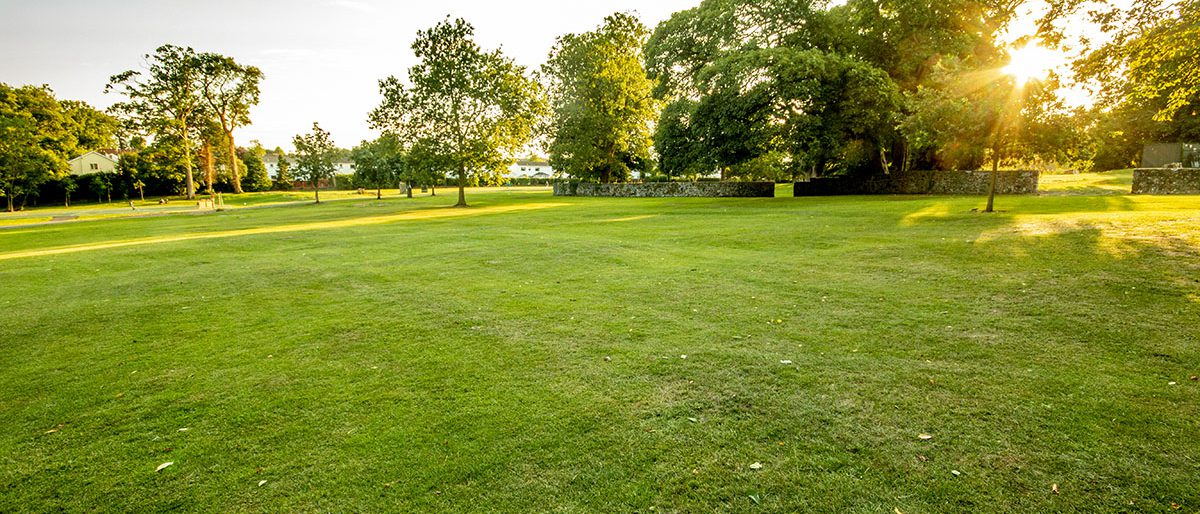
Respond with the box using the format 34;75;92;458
351;135;404;199
292;122;337;203
198;53;263;194
239;142;272;192
107;45;204;199
370;17;544;207
541;12;659;183
0;84;72;211
60;100;119;152
62;176;77;207
89;172;113;203
272;146;294;190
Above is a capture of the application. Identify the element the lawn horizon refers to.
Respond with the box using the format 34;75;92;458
1;176;1197;512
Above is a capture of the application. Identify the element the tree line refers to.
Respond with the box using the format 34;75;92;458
3;0;1196;210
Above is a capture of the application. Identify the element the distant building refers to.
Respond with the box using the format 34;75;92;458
1143;143;1200;168
67;151;119;176
508;159;554;178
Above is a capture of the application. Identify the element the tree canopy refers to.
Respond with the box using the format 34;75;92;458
541;12;659;183
369;17;544;207
292;122;338;203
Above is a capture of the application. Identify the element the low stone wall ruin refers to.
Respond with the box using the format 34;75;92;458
1132;168;1200;195
553;181;776;198
793;170;1040;196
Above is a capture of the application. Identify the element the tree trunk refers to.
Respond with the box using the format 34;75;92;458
315;186;321;204
377;187;382;200
6;194;13;212
139;187;144;201
406;184;413;198
184;147;196;200
985;153;999;213
431;183;436;196
227;130;243;194
202;140;215;193
65;193;70;207
454;167;468;207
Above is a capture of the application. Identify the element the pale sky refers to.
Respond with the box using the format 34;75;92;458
1;0;1087;151
0;0;698;150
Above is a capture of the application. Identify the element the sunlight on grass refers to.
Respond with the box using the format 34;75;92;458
0;202;567;261
598;215;658;223
898;202;955;226
976;209;1200;258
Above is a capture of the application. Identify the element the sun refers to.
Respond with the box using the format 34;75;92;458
1003;44;1060;85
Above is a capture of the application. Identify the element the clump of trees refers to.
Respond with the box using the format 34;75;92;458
107;44;262;199
0;84;118;211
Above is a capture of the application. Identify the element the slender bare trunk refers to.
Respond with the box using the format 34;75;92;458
7;194;14;212
376;187;382;200
203;140;215;193
985;154;999;213
184;145;196;200
315;186;321;204
406;183;413;198
227;129;242;194
455;167;467;207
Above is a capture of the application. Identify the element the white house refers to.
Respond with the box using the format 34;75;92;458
264;153;355;178
67;151;119;176
508;159;554;178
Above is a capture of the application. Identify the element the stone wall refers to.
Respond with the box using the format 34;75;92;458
1132;168;1200;195
793;170;1040;196
554;181;775;198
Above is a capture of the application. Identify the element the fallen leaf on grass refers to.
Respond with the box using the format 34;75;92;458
780;360;793;365
895;508;906;514
749;494;761;505
258;480;267;487
749;462;763;470
155;462;174;472
918;434;933;440
1052;483;1059;494
688;417;698;423
951;470;961;477
177;428;189;432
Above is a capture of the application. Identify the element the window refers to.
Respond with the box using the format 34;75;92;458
90;163;99;170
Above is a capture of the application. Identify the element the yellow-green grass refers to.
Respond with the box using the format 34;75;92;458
0;183;1197;512
0;187;552;228
1038;169;1134;195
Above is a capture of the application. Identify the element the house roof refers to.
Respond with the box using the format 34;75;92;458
68;151;118;164
515;159;550;167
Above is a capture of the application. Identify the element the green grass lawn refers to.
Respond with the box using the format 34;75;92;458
1;182;1198;512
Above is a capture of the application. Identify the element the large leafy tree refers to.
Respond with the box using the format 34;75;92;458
369;17;544;207
198;53;263;194
60;100;119;152
292;122;338;203
541;12;659;183
647;1;902;179
107;45;205;199
0;85;72;211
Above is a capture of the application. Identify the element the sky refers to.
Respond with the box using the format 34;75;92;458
0;0;698;150
0;0;1090;151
